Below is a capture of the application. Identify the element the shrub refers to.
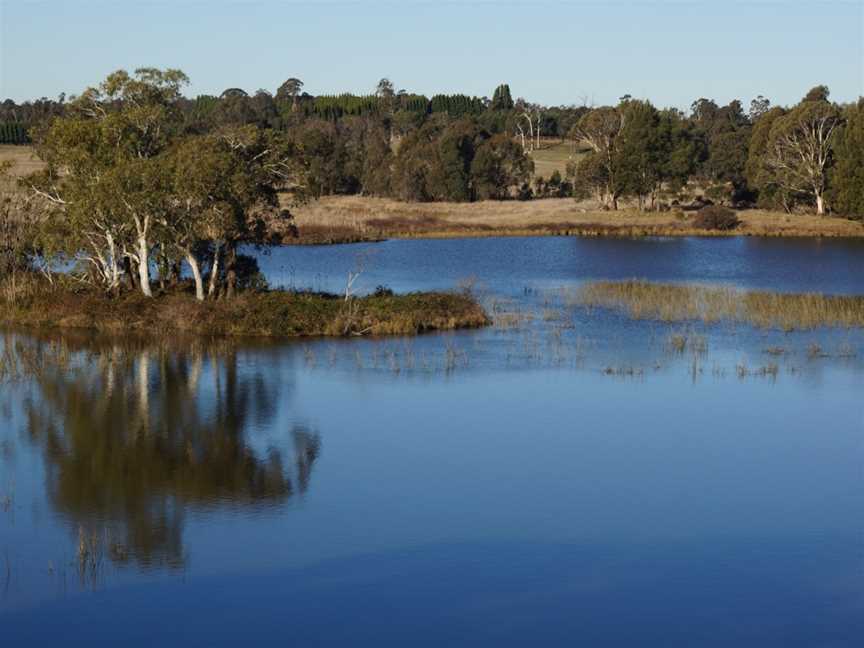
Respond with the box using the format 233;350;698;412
235;254;269;292
693;205;740;231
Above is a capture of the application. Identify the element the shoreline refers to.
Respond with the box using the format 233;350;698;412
290;196;864;244
0;283;490;339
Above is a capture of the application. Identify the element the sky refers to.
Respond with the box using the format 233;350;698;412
1;0;862;110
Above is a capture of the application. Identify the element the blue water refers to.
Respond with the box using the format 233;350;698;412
2;236;864;646
255;235;864;295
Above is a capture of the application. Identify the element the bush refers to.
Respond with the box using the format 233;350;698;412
693;205;740;231
373;285;394;297
235;254;269;292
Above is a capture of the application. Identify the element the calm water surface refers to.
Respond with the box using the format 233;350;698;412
2;236;864;646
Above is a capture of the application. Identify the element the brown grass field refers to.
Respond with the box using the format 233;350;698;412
291;195;864;243
528;139;586;179
0;145;43;191
3;144;862;242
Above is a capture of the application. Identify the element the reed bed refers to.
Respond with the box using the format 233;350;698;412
571;281;864;330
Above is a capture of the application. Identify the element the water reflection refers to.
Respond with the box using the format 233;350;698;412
5;333;320;571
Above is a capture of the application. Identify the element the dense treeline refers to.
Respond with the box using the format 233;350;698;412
2;74;862;219
0;123;30;144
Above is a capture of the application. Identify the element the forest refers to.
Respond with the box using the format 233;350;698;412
2;73;861;218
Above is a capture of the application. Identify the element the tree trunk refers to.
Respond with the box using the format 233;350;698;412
208;242;221;299
106;233;121;296
816;192;825;215
169;261;181;288
225;242;237;299
185;250;205;301
137;235;152;298
535;114;540;150
124;256;138;290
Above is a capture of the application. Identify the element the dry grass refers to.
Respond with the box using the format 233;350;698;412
290;196;864;242
0;145;43;177
528;139;586;179
571;280;864;330
0;145;43;193
0;275;489;338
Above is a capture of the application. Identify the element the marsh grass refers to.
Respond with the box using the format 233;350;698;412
667;331;708;355
0;276;490;338
571;281;864;330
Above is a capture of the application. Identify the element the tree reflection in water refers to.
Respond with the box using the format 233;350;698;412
5;333;320;572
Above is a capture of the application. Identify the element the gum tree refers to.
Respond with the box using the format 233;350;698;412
763;88;841;215
28;68;189;296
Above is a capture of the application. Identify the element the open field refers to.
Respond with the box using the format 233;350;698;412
291;195;864;243
528;139;587;179
0;145;42;191
0;145;42;177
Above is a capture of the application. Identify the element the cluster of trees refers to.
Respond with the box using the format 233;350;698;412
746;87;861;216
17;68;303;300
0;95;66;143
570;99;700;210
0;123;30;144
272;114;533;201
569;88;862;217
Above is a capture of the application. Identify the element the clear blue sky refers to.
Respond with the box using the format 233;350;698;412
1;0;862;110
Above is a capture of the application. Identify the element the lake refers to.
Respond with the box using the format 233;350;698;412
2;236;864;646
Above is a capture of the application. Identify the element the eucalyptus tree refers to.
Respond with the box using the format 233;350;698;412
27;68;189;296
762;88;841;214
749;96;771;122
375;78;395;99
276;77;304;111
574;106;625;209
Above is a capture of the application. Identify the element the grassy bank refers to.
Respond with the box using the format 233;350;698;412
1;278;489;337
571;280;864;330
291;196;864;244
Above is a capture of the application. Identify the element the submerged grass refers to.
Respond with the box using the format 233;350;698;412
572;281;864;330
0;276;489;338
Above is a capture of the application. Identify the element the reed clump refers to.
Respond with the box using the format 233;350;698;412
571;280;864;330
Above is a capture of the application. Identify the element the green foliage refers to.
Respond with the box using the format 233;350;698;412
471;134;533;200
745;106;788;209
828;100;864;219
761;99;841;214
691;98;751;188
430;94;485;118
491;84;514;111
803;85;830;103
0;122;30;144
